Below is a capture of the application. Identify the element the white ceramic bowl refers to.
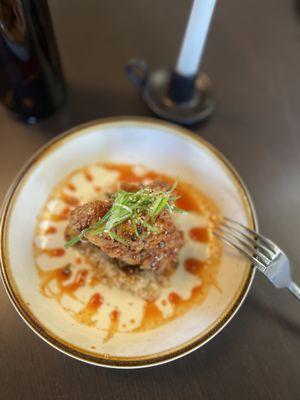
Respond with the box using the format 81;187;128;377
0;117;256;368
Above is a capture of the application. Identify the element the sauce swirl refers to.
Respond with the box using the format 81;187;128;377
34;162;222;342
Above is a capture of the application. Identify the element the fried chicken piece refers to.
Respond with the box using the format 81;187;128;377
65;181;184;273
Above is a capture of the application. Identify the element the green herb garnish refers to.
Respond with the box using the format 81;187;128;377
64;182;186;249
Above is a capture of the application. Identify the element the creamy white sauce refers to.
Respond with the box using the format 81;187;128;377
36;252;70;271
35;221;66;249
62;166;119;203
46;198;65;215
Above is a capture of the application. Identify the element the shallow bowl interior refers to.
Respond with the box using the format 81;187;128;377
0;118;256;368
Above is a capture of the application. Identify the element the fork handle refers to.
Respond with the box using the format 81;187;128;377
288;281;300;300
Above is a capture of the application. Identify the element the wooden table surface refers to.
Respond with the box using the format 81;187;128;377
1;0;299;398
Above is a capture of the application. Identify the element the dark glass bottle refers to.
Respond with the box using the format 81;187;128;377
0;0;65;122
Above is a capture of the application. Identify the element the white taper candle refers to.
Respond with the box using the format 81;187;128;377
175;0;217;77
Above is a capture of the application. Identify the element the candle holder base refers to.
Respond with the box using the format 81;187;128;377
126;60;216;125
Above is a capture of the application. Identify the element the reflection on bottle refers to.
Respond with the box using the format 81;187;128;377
0;0;65;122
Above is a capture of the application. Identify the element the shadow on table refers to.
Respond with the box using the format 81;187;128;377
36;82;150;139
295;0;300;19
34;82;214;140
245;293;300;337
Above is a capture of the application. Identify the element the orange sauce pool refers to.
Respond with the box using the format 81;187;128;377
189;227;210;243
34;162;222;337
45;226;57;235
104;310;120;343
75;293;103;326
184;258;205;275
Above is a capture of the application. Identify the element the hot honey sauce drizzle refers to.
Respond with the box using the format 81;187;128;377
104;310;120;343
44;226;57;235
189;227;209;243
33;162;222;340
84;169;94;182
74;293;103;326
61;193;80;207
67;269;88;293
175;183;200;212
169;292;183;305
39;265;71;299
134;302;163;331
67;182;76;191
184;258;205;276
38;266;89;302
89;274;101;288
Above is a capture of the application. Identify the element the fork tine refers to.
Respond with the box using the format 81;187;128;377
220;220;275;257
224;217;279;252
213;231;267;272
215;227;271;264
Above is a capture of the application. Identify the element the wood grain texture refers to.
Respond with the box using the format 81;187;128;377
0;0;299;398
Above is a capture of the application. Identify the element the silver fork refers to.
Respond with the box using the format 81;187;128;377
213;218;300;300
